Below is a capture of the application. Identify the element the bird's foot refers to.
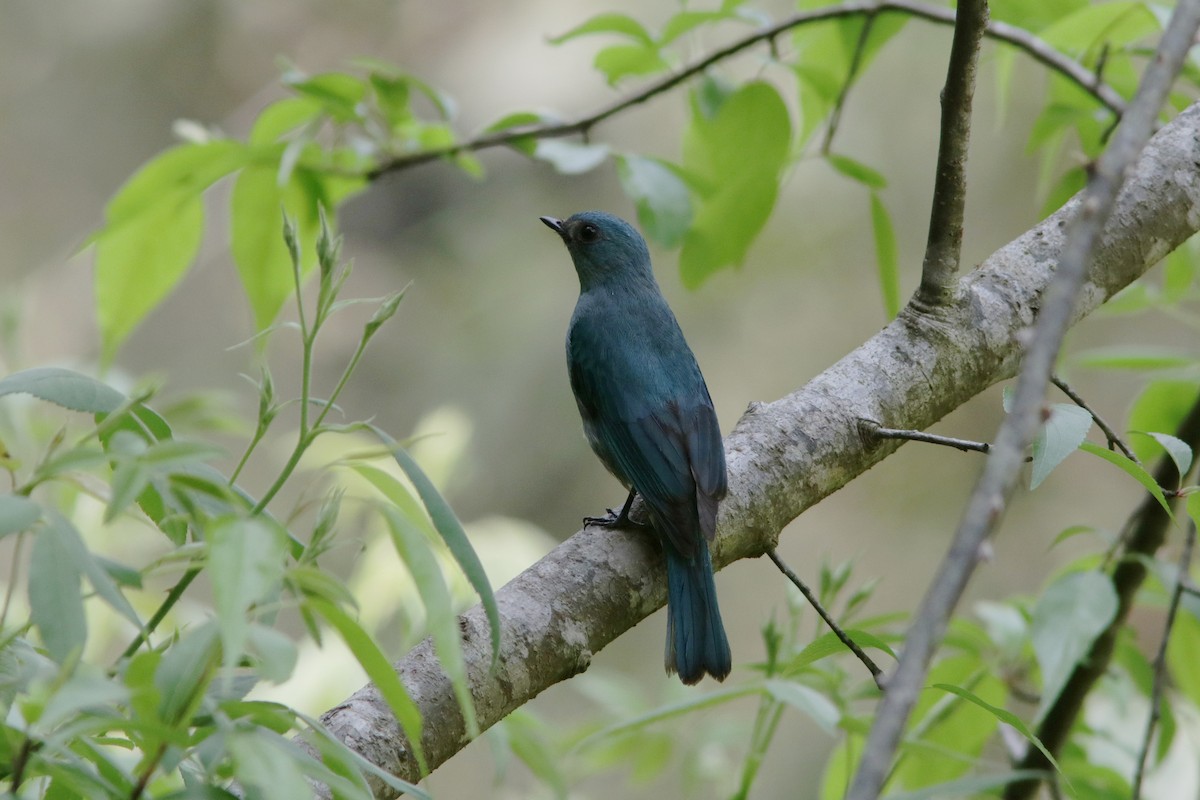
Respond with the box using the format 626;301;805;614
583;506;650;531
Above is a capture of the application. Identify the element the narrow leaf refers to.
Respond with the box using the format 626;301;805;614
764;679;840;734
1079;442;1172;516
209;517;288;670
1130;431;1193;480
931;683;1062;774
0;367;125;413
869;193;901;318
306;597;428;775
29;519;87;662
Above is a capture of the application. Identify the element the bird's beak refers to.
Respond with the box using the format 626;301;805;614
539;216;566;237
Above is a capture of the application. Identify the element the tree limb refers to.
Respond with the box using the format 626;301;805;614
367;0;1124;180
307;100;1200;797
916;0;988;307
847;2;1200;795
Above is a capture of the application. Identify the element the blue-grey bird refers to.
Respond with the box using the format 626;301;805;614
541;210;731;684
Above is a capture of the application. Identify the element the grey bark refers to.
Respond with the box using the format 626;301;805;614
311;102;1200;796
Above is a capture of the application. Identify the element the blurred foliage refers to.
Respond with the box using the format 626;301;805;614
4;0;1200;798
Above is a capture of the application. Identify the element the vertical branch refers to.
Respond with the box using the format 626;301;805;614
914;0;989;308
847;4;1200;798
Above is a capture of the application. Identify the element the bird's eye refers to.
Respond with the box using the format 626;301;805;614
578;223;600;243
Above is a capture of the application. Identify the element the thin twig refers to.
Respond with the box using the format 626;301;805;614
368;0;1126;180
766;548;885;688
848;3;1200;797
821;11;879;155
1050;374;1139;463
916;0;990;307
861;418;991;454
1006;393;1200;800
1132;520;1196;798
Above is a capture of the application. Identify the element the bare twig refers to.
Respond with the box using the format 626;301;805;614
766;548;885;688
1005;393;1200;800
847;4;1200;798
821;12;879;155
860;418;991;454
916;0;990;307
1050;374;1139;462
367;0;1126;180
1132;520;1196;798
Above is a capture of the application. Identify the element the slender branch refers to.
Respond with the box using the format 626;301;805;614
916;0;989;307
766;548;884;687
1006;393;1200;799
367;0;1125;180
860;418;991;454
1132;519;1196;798
847;4;1200;797
1050;374;1138;463
821;12;878;154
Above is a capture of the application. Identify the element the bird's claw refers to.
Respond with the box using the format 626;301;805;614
583;508;622;528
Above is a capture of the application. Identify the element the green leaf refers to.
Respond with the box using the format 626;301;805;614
827;154;887;189
249;97;324;145
931;684;1062;774
370;424;501;672
48;513;142;629
594;43;670;85
29;517;87;662
306;596;428;775
548;12;654;45
0;367;125;414
157;620;218;722
532;139;610;174
1073;347;1196;371
869;193;901;319
230;730;316;800
286;71;367;123
1079;442;1173;516
679;81;790;287
1167;604;1200;709
1128;381;1200;464
246;624;298;684
573;684;760;751
209;517;288;670
498;711;567;796
1162;240;1197;301
1029;403;1093;490
231;165;309;331
0;494;41;538
99;141;247;230
95;191;205;365
1129;431;1193;481
784;629;897;673
615;155;693;248
764;679;839;734
1031;570;1118;722
661;10;744;44
882;771;1053;800
380;505;478;738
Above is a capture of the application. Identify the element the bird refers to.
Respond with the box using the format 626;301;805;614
540;210;731;684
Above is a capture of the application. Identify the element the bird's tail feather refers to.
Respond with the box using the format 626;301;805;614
664;543;731;684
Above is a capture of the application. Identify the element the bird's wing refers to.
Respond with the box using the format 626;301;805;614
685;393;727;542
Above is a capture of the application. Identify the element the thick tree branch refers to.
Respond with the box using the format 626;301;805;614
916;0;988;307
847;3;1200;796
367;0;1124;180
1005;394;1200;800
308;101;1200;797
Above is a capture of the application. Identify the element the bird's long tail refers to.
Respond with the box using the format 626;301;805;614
664;542;731;684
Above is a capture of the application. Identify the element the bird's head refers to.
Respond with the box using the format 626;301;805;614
540;211;655;291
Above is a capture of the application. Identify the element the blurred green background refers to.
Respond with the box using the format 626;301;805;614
0;1;1176;797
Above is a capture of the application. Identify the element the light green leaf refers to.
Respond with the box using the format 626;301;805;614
661;10;743;44
231;164;308;332
99;141;247;229
306;597;428;775
286;71;367;123
573;684;760;751
156;621;219;723
882;770;1053;800
1030;403;1093;489
548;12;654;45
932;683;1062;774
615;155;692;248
34;668;130;733
679;81;790;287
29;518;87;663
1079;441;1173;516
1130;431;1193;481
1073;347;1196;371
246;624;298;684
499;711;567;796
48;513;142;629
0;367;125;413
250;97;324;145
785;629;896;673
209;517;288;670
0;495;41;538
828;154;887;189
533;139;610;174
1128;381;1200;464
230;730;315;800
764;679;839;734
95;191;204;365
869;193;901;319
370;424;500;672
1031;570;1118;722
381;505;478;738
594;43;670;85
